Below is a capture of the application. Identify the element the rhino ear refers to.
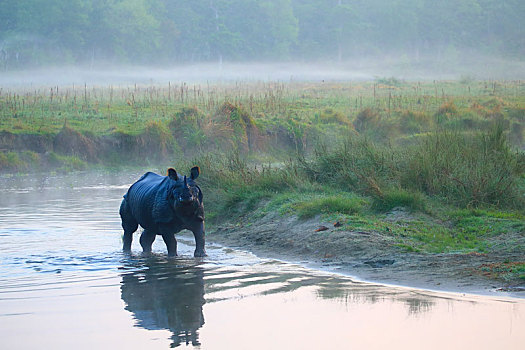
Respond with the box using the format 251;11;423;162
190;166;200;180
167;168;178;181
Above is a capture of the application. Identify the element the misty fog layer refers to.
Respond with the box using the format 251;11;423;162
1;0;524;78
1;59;525;88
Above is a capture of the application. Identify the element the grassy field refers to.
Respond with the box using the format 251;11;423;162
1;79;524;282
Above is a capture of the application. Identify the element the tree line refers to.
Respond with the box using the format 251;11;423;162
0;0;523;69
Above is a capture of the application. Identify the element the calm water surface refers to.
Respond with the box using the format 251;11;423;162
0;172;523;349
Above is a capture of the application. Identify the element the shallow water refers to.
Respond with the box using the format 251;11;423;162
1;171;524;350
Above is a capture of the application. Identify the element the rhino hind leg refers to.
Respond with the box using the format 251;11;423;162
120;199;138;252
140;229;156;254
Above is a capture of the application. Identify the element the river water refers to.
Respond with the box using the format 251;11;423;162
0;171;523;349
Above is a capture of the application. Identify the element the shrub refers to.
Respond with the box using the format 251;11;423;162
403;125;524;208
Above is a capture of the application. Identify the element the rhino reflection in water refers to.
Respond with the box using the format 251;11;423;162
120;262;205;347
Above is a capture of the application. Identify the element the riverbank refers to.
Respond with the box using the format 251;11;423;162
2;80;524;297
208;209;525;298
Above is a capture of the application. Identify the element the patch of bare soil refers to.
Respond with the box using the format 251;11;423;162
208;212;525;298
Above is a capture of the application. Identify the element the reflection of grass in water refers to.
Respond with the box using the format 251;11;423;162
315;280;436;315
402;297;435;315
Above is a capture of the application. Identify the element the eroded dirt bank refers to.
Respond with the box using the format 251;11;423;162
208;211;525;298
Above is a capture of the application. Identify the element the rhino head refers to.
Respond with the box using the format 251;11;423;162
167;166;203;221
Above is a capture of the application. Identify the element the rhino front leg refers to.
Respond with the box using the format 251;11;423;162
162;233;178;257
140;229;156;254
191;221;206;257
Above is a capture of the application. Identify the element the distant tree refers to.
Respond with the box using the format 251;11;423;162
258;0;298;59
0;0;523;67
0;0;21;69
101;0;160;63
477;0;525;57
292;0;339;60
417;0;482;58
204;0;297;62
0;0;89;66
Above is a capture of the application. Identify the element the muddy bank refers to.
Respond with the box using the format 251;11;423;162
208;211;525;298
0;126;173;165
0;100;306;173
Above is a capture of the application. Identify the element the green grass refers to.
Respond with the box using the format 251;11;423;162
1;79;524;257
285;193;366;219
0;151;22;170
371;188;427;212
401;222;488;253
197;153;523;254
2;80;524;137
194;151;521;254
46;152;88;172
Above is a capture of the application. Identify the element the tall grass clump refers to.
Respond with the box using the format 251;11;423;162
298;135;400;196
353;108;380;133
181;151;305;220
53;124;98;162
403;124;525;208
397;110;433;134
199;152;303;193
0;151;22;171
138;121;178;161
213;102;259;153
317;108;351;126
169;106;207;151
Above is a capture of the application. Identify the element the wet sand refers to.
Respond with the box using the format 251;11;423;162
209;211;525;298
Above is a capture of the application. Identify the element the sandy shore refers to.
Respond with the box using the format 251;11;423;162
208;211;525;298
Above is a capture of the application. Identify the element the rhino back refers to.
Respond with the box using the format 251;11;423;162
126;172;168;227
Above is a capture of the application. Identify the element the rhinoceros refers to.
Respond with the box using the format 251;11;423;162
119;167;206;257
